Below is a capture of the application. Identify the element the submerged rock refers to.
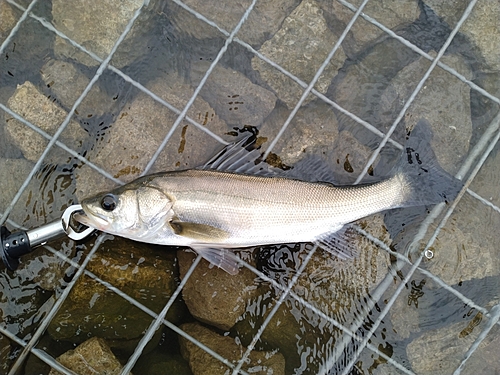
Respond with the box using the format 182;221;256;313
48;337;127;375
52;0;144;68
318;0;420;57
48;238;184;352
177;249;261;331
40;59;113;121
74;74;229;200
179;322;285;375
425;0;500;71
4;81;88;163
252;0;346;109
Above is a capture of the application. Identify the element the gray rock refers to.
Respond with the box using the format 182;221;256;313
133;352;191;375
177;249;261;331
48;238;184;352
199;64;277;127
251;0;346;108
74;74;229;200
52;0;149;68
48;337;127;375
425;0;500;71
260;99;339;166
380;53;472;174
429;193;500;285
169;0;300;47
40;59;112;120
0;332;10;374
4;81;88;163
406;311;497;375
0;158;34;216
318;0;420;56
179;322;285;375
470;140;500;209
0;0;18;44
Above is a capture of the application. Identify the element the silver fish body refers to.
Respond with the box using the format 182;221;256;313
77;121;462;274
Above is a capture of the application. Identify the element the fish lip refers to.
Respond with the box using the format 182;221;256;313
76;205;110;230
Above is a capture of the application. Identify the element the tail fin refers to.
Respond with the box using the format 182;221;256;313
397;119;463;207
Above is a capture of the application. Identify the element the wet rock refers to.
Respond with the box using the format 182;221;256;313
252;0;346;109
199;65;277;127
177;249;261;331
48;238;185;352
406;312;497;375
52;0;149;68
425;0;500;71
169;0;300;47
0;157;34;214
49;337;127;375
40;59;113;120
134;352;191;375
318;0;419;57
261;99;339;166
74;74;229;200
428;193;500;285
470;143;500;210
380;53;472;174
4;81;88;163
179;322;285;375
0;332;10;374
328;37;420;146
296;214;391;310
0;0;19;44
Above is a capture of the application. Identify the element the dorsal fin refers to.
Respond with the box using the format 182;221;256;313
199;135;282;177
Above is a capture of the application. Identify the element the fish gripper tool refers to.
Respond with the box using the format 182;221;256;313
0;205;94;271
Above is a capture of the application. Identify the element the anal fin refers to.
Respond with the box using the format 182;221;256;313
191;246;240;275
314;226;359;260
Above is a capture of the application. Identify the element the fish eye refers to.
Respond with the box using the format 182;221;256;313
100;194;117;211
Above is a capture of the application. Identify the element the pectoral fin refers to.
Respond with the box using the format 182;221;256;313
191;246;240;275
170;220;230;242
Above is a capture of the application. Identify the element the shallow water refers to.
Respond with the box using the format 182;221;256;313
1;0;500;374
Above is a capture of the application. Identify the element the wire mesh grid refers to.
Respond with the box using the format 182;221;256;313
0;0;499;374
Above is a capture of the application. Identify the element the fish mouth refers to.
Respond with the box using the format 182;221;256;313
74;207;110;230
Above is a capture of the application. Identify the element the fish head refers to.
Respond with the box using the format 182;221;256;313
78;184;174;238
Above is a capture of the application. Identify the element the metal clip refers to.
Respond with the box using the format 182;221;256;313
61;204;95;241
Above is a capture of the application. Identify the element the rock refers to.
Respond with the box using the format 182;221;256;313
51;0;151;68
74;74;229;200
425;0;500;71
406;312;497;375
0;332;10;374
4;82;88;163
0;0;18;44
428;193;500;285
40;59;113;120
252;0;346;108
133;352;191;375
49;337;127;375
177;249;261;331
470;139;500;209
318;0;420;56
168;0;300;47
48;238;185;352
260;99;339;166
199;65;277;127
380;53;472;174
179;322;285;375
328;37;420;147
0;158;34;216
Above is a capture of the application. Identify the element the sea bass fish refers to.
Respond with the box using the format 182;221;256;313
76;121;462;274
